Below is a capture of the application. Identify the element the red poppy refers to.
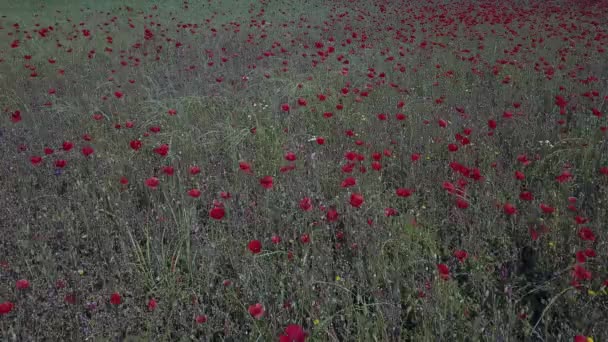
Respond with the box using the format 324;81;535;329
281;103;290;112
145;177;160;189
341;177;356;188
195;315;208;324
153;144;169;157
578;227;596;241
188;189;201;198
519;191;534;201
349;193;364;208
0;302;14;315
64;293;77;305
437;264;450;280
16;279;30;290
503;203;517;216
454;250;468;262
384;207;398;217
539;203;555;214
572;264;592;281
284;152;296;161
248;303;265;319
130;140;142;151
299;197;312;211
189;166;201;175
248;240;262;254
62;141;74;151
239;161;253;174
260;176;274;189
326;208;339;222
110;292;121;305
396;188;414;197
147;298;157;311
279;324;308;342
30;156;43;166
456;198;469;209
209;206;225;220
81;146;94;157
300;233;310;244
9;110;22;123
162;166;175;176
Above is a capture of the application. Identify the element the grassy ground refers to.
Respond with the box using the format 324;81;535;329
1;0;608;341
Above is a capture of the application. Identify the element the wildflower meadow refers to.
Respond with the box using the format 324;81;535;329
1;0;607;341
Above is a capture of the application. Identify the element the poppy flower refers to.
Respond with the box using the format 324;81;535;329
519;191;534;201
396;188;414;197
162;166;175;176
189;166;201;175
284;152;296;161
384;207;398;217
81;146;94;157
62;141;74;151
248;303;265;319
248;240;262;254
578;227;596;241
260;176;274;189
437;264;450;280
16;279;30;290
130;140;142;151
145;177;160;189
539;203;555;214
147;298;157;311
195;315;208;324
454;250;468;262
153;144;169;157
341;177;356;188
239;161;253;174
572;264;592;281
209;206;225;220
187;189;201;198
10;110;22;123
300;233;310;244
299;197;312;211
167;109;177;116
316;137;325;145
503;203;517;215
0;302;14;315
110;292;121;305
279;324;308;342
64;293;77;305
281;103;290;112
30;156;43;166
456;198;469;209
349;193;364;208
326;208;339;222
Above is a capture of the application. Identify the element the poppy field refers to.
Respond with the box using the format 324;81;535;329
1;0;607;340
